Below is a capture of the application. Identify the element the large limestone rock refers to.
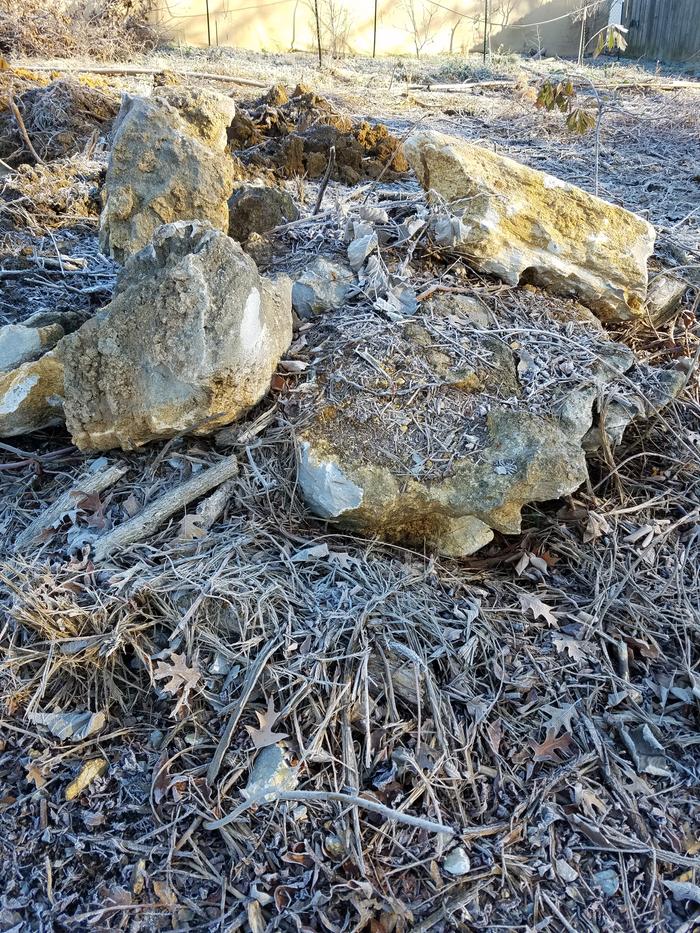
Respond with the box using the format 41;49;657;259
403;130;656;322
0;350;64;437
100;89;237;262
63;221;292;451
295;292;646;556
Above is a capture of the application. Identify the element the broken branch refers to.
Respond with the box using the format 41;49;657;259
92;455;238;562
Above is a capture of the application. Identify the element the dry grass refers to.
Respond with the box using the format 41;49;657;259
0;53;699;932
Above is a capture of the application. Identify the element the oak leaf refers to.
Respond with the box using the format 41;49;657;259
245;697;289;749
531;729;574;763
154;653;201;716
518;592;558;625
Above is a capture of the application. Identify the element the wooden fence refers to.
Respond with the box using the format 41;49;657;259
623;0;700;62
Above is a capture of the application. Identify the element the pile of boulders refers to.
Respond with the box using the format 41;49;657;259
0;82;690;556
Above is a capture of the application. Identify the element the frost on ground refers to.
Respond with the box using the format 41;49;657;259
0;49;699;932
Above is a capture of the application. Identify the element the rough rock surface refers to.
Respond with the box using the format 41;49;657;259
0;322;64;373
292;256;355;318
0;350;64;437
295;292;656;556
645;273;687;324
63;221;292;451
99;91;236;262
403;130;656;322
228;184;298;242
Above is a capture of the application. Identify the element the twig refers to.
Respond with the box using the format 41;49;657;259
92;455;238;562
204;788;456;835
312;145;335;215
206;637;280;786
17;63;268;88
16;462;128;550
8;94;45;164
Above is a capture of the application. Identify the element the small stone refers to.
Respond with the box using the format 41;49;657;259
593;869;620;896
443;847;471;876
0;349;65;437
228;184;298;242
242;745;298;802
555;858;578;882
645;273;687;325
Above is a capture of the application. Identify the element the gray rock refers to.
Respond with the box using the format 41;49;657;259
242;745;298;803
100;93;236;262
63;221;292;451
152;85;236;151
227;184;298;242
291;256;355;318
0;349;65;437
294;291;679;556
583;363;686;451
0;322;64;373
645;273;687;325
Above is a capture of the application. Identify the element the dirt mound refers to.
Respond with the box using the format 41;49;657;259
0;78;119;165
229;84;408;183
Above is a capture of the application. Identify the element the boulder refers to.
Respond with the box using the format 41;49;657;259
152;86;237;151
292;256;355;318
227;184;298;242
403;130;656;322
99;91;236;262
0;350;64;437
63;221;292;451
0;322;64;373
294;292;652;556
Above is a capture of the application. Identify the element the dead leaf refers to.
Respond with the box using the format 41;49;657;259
245;697;289;749
26;762;46;789
541;702;577;735
518;592;558;625
583;510;611;543
123;493;140;517
178;513;206;541
486;719;503;756
663;880;700;904
552;635;588;662
27;710;106;742
532;729;574;763
153;653;201;717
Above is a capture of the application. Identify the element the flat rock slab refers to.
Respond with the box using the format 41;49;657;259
403;130;656;322
295;291;650;556
63;221;292;451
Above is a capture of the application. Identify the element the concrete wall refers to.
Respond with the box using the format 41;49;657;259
149;0;605;59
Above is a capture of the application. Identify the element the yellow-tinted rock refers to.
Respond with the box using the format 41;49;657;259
0;350;65;437
403;130;655;322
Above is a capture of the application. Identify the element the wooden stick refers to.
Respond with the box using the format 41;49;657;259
204;788;457;836
312;144;335;215
17;63;268;89
92;455;238;562
406;79;700;93
206;636;279;787
17;462;128;550
8;93;45;164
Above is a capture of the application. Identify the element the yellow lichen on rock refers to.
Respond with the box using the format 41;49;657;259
403;130;656;322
